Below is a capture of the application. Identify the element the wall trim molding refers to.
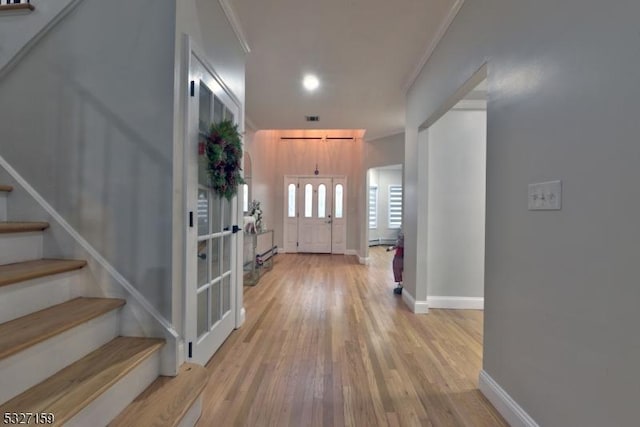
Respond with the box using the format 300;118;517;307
0;154;179;339
218;0;251;54
479;371;539;427
401;290;429;314
427;296;484;310
403;0;465;93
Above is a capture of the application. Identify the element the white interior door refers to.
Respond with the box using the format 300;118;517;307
185;52;239;365
298;177;333;253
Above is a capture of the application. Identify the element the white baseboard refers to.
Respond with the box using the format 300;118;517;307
239;307;246;326
345;249;357;256
401;290;429;314
427;296;484;310
358;257;370;265
478;370;539;427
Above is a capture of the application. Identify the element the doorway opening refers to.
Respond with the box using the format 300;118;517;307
418;70;488;310
366;164;404;249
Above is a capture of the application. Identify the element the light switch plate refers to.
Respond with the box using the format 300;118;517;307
528;180;562;210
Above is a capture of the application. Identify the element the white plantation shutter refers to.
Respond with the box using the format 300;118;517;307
368;186;378;229
388;185;403;228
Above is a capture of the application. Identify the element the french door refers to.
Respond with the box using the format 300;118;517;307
284;176;347;254
185;51;239;365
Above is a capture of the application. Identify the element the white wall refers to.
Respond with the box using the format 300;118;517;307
426;109;486;299
406;1;640;425
243;128;277;256
0;0;177;319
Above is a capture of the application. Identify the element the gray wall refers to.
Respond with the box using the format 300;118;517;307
365;132;405;169
406;0;640;425
427;109;486;298
0;0;177;318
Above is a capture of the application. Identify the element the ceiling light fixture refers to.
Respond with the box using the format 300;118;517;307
303;74;320;91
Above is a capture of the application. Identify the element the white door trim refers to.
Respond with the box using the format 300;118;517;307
283;175;347;254
183;35;244;365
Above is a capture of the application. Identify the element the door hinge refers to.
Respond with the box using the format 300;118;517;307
297;242;299;247
297;183;300;188
190;80;195;97
189;211;194;228
188;342;193;358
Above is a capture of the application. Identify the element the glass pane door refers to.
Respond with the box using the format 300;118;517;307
187;52;239;365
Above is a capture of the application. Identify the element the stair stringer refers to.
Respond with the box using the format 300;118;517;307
0;159;182;376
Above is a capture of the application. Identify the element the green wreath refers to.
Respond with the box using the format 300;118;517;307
203;120;245;200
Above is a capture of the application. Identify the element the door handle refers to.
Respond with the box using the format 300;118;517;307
326;220;332;224
198;253;207;260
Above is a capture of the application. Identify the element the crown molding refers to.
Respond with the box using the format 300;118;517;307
218;0;251;54
403;0;465;94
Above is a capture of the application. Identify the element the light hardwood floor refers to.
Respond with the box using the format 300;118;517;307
198;247;506;427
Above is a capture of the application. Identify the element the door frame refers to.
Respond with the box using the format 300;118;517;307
282;174;347;254
183;36;245;364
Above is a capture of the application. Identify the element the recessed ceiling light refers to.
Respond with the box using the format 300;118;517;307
303;74;320;91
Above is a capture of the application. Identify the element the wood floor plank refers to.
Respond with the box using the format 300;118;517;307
0;337;164;425
0;221;49;233
109;362;207;427
0;259;87;288
197;248;507;426
0;297;124;360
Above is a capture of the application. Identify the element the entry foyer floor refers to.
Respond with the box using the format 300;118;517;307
197;247;506;426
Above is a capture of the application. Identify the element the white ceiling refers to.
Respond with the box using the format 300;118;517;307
228;0;460;140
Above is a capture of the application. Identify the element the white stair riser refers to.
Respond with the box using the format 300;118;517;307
0;231;42;265
0;193;6;221
0;310;120;404
66;350;161;427
0;270;84;324
178;395;203;427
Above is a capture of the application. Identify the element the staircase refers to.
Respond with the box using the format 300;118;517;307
0;185;208;426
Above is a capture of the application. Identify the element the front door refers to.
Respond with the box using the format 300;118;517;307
185;52;239;365
298;177;333;253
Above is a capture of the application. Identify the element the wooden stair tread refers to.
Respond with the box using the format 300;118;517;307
0;259;87;288
0;337;164;424
0;297;125;360
0;4;35;12
109;363;209;427
0;221;49;233
0;185;12;192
